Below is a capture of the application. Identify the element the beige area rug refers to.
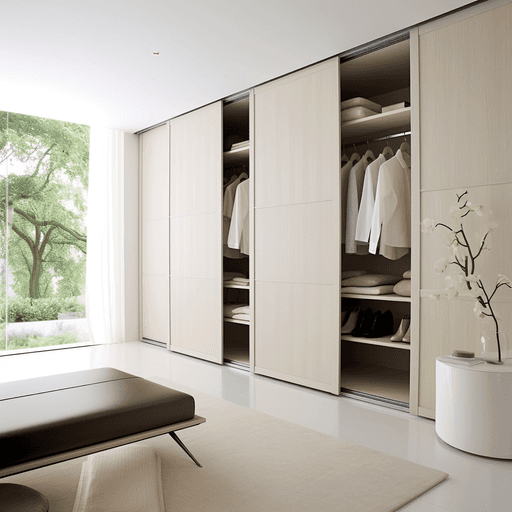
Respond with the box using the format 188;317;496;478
3;378;448;511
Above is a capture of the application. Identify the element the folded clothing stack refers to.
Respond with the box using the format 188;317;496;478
223;272;249;287
341;273;402;295
224;303;250;322
393;270;411;297
340;97;382;123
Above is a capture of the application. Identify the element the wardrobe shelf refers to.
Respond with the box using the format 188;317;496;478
224;317;250;326
340;107;411;144
341;293;410;302
341;335;411;350
224;283;249;290
223;146;249;165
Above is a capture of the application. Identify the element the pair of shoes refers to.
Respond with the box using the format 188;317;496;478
340;308;360;334
346;309;394;338
391;316;410;342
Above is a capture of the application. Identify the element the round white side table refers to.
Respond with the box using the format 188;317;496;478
436;357;512;459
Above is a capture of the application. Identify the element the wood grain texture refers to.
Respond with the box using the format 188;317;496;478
254;281;339;393
254;58;340;207
170;102;222;217
170;277;222;364
142;218;169;276
141;123;169;222
142;274;169;344
419;2;512;191
170;212;220;279
254;202;334;285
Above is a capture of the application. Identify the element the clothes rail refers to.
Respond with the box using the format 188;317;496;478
342;131;411;148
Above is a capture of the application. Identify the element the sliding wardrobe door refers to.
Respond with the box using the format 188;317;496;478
418;1;512;418
254;58;341;394
141;123;170;344
169;102;223;363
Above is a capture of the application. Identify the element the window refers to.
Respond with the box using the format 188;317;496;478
0;111;90;352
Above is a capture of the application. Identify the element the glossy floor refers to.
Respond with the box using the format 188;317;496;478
1;341;510;511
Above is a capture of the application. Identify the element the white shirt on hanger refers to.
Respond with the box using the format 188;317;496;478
345;151;374;254
340;156;358;242
227;179;250;255
369;148;411;260
355;153;386;243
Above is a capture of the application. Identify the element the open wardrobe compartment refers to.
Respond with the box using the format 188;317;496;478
222;94;252;370
339;33;416;412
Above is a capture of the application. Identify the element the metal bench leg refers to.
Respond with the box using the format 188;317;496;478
169;432;202;467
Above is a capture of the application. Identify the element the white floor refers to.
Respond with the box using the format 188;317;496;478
1;341;510;512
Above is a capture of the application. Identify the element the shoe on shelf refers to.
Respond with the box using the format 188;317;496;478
391;318;410;342
402;324;411;343
351;309;374;337
371;310;394;338
340;308;360;334
362;310;381;338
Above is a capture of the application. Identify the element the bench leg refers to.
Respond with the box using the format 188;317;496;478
169;432;202;467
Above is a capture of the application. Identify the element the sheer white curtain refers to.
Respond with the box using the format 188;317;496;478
86;127;125;344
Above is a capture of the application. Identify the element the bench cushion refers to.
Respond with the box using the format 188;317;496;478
0;368;195;471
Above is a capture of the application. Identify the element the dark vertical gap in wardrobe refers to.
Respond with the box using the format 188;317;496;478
339;36;412;410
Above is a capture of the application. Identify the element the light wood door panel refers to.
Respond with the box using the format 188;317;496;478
169;102;223;361
142;275;169;344
170;103;222;217
419;2;512;191
254;281;338;392
255;202;333;285
254;59;340;207
170;277;222;363
141;123;169;222
142;218;169;276
170;213;220;279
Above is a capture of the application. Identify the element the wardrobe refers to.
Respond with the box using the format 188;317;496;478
139;0;512;419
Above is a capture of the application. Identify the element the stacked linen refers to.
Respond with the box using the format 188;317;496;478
223;272;248;286
341;273;402;295
223;303;250;322
393;270;411;297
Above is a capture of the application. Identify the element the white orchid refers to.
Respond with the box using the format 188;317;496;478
467;202;492;217
421;218;437;234
422;192;512;362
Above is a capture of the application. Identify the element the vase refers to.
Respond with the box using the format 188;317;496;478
480;331;509;364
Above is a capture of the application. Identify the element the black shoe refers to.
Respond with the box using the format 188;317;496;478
371;310;394;338
351;309;374;337
362;310;381;337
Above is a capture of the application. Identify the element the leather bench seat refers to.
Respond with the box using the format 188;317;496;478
0;368;196;472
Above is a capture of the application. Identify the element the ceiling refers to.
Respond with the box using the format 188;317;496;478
1;0;474;133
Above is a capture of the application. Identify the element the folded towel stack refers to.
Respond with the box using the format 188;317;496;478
224;303;250;321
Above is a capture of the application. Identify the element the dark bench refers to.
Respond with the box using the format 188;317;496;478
0;367;205;479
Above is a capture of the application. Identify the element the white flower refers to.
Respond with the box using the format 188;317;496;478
497;274;511;286
434;258;449;273
445;230;458;247
465;274;481;283
473;301;488;319
467;202;492;217
421;218;437;234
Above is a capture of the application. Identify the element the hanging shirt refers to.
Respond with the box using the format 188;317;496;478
340;154;359;243
345;151;374;254
228;179;250;255
369;149;411;260
355;153;386;243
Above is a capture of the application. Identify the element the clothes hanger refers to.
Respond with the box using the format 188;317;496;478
363;141;375;163
400;134;411;156
341;153;349;164
382;138;394;160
